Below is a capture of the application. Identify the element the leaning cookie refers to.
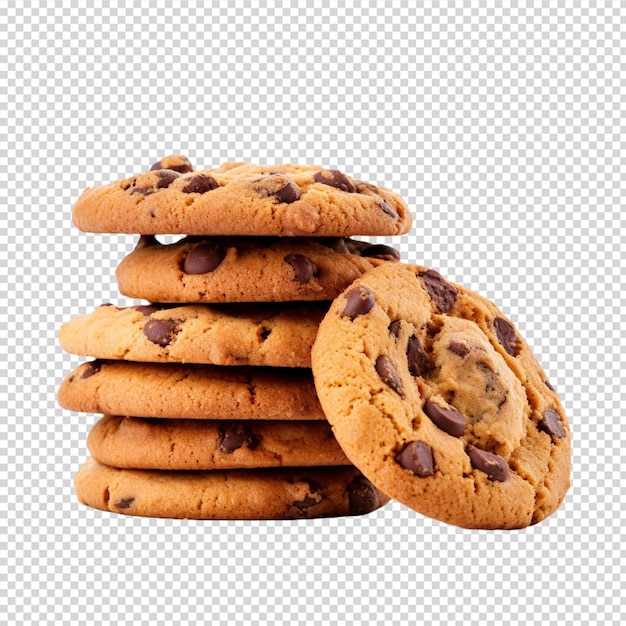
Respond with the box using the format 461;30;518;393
58;361;325;420
88;416;350;469
74;458;389;519
59;302;327;368
72;157;411;237
311;263;571;530
116;235;400;304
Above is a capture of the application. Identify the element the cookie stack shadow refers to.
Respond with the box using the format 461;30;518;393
59;155;412;520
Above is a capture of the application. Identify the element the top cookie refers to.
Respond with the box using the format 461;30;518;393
311;263;571;530
72;156;412;237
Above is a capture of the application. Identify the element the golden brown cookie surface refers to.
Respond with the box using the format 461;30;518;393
74;459;390;520
58;360;325;420
88;416;350;470
60;302;327;367
115;235;400;303
311;263;571;529
72;157;411;236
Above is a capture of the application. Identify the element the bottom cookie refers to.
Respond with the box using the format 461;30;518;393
74;458;390;520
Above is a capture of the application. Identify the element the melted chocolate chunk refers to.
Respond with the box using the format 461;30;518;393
143;318;181;347
359;244;401;261
182;174;219;194
538;408;566;441
183;241;227;274
114;497;135;509
81;360;103;379
448;341;470;358
419;269;458;313
395;441;435;477
150;156;193;173
494;317;520;357
379;200;399;219
313;169;356;193
389;319;402;337
341;286;375;319
407;334;428;377
285;254;317;283
133;304;161;316
544;379;555;392
217;423;261;453
423;400;466;437
155;170;180;188
294;479;322;514
273;180;301;203
375;355;404;396
466;445;509;482
347;476;379;514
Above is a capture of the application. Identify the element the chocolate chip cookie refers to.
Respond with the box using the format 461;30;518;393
72;157;411;236
58;361;325;420
74;458;390;519
59;301;327;368
311;263;571;529
87;416;350;469
115;235;400;303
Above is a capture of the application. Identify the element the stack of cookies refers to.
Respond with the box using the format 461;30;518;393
59;156;412;520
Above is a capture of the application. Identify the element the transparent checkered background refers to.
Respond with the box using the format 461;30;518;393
1;1;623;624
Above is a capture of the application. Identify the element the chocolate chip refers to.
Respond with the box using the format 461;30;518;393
285;254;317;283
143;318;181;347
259;327;272;341
379;200;399;219
359;244;401;261
544;379;555;392
313;169;356;193
419;269;458;313
494;317;520;357
294;479;322;514
341;286;375;319
375;355;404;396
448;341;470;357
150;155;194;173
217;422;261;453
183;241;227;274
423;400;466;437
155;170;180;188
133;304;161;316
407;334;428;377
273;180;301;203
347;475;379;514
99;302;115;307
114;497;135;509
389;319;402;337
538;408;566;441
395;441;435;477
466;445;509;482
81;360;103;379
182;175;219;194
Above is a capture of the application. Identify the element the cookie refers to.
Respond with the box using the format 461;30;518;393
74;458;390;519
115;235;400;303
87;416;350;469
311;263;571;529
59;301;327;368
72;157;411;237
58;361;325;420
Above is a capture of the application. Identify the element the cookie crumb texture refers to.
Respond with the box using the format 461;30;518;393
312;263;571;529
115;235;400;303
72;158;411;237
74;459;390;520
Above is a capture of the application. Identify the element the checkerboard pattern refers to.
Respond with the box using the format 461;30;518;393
1;1;623;625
